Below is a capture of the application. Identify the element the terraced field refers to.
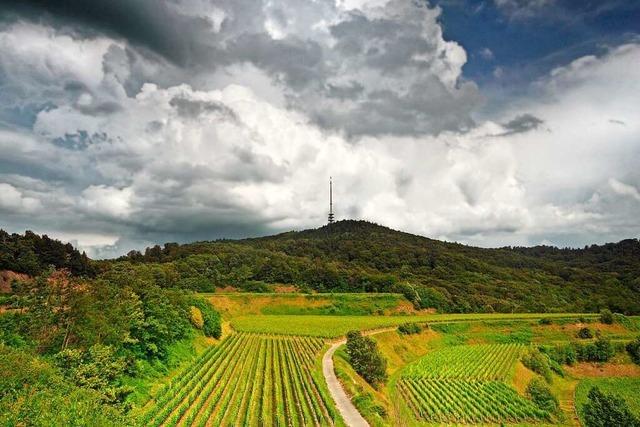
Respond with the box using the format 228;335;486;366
140;333;339;426
398;343;551;424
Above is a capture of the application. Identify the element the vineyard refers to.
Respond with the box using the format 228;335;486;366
140;333;339;426
397;379;550;424
398;343;550;424
402;343;525;380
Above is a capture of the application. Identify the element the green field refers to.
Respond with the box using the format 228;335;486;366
402;344;525;380
575;378;640;422
231;313;598;337
398;379;549;424
140;333;340;426
397;343;550;424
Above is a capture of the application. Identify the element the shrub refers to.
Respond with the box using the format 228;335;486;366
626;338;640;365
526;378;559;413
600;309;613;325
574;337;615;363
189;298;222;339
577;327;594;339
346;330;387;387
539;318;553;325
522;349;553;383
398;323;422;335
582;387;640;427
190;306;204;329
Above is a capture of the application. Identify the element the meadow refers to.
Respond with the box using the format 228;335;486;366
230;312;598;337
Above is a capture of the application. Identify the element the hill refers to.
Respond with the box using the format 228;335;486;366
116;220;640;314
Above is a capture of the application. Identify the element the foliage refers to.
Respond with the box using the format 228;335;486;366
600;308;614;325
576;378;640;423
0;346;128;426
574;337;615;363
526;378;559;413
581;387;640;427
626;338;640;365
577;327;594;339
0;229;94;276
190;306;204;329
54;344;131;406
397;322;422;335
189;297;222;339
540;343;577;365
346;331;387;387
112;221;640;314
522;349;553;383
539;318;553;325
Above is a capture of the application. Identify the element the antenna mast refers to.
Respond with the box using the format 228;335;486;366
328;177;335;224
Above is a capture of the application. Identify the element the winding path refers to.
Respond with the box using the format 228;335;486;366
322;328;396;427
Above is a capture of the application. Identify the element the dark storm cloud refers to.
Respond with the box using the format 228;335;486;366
0;0;210;65
500;113;544;135
169;96;237;120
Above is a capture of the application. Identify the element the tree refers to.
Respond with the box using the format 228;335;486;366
526;378;558;413
577;327;594;339
582;387;640;427
627;338;640;365
346;331;387;387
600;309;614;325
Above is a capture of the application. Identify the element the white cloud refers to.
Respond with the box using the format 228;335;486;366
0;7;638;255
609;178;640;202
0;183;42;213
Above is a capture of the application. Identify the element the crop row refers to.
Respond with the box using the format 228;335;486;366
402;344;524;380
398;379;550;424
140;333;337;426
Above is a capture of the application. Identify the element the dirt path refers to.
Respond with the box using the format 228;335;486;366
322;327;396;427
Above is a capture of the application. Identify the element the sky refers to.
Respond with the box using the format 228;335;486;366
0;0;638;258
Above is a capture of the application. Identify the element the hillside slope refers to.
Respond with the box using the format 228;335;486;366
117;220;640;314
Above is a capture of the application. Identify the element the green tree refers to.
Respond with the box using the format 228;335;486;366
582;387;640;427
346;330;387;387
526;378;558;413
600;309;614;324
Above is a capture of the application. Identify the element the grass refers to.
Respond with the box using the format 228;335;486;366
205;292;414;318
575;378;640;421
230;313;598;338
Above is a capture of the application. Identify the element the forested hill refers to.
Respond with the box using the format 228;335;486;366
1;222;639;313
117;220;640;314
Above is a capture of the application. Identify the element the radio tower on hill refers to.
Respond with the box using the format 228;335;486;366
328;177;335;224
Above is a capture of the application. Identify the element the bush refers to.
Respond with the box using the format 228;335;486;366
190;306;204;329
582;387;640;427
190;298;222;339
600;309;613;325
346;330;387;387
577;327;594;339
522;349;553;383
398;323;422;335
541;343;577;366
526;378;559;413
539;318;553;325
574;337;615;363
626;338;640;365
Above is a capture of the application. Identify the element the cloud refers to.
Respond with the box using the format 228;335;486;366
609;178;640;202
0;183;41;213
1;0;478;137
494;0;555;20
500;113;544;135
0;3;638;256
